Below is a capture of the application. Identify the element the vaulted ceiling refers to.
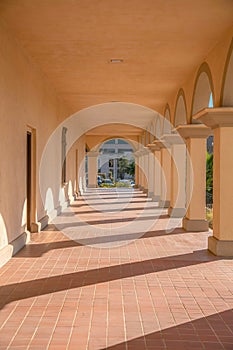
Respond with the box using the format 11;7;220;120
1;0;233;114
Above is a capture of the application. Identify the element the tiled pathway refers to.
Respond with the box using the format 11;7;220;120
0;189;233;349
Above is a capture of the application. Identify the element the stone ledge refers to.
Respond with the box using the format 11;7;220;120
183;217;209;232
143;188;148;195
208;236;233;257
0;231;30;268
159;199;170;208
151;195;160;202
168;207;186;218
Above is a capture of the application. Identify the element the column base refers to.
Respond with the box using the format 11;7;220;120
159;199;170;208
31;222;42;233
208;236;233;257
143;188;148;195
0;231;31;268
183;218;209;232
168;206;186;218
88;184;97;188
151;195;160;202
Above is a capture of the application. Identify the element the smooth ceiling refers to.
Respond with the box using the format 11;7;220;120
1;0;233;114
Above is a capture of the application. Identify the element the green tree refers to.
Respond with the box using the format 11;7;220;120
117;157;129;179
127;159;135;177
206;152;213;205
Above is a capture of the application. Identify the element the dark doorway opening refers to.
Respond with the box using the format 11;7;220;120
26;131;32;231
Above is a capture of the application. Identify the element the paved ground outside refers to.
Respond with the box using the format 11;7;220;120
0;189;232;349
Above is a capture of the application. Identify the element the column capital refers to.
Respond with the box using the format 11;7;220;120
87;150;99;157
146;143;160;152
176;124;212;139
134;148;148;156
140;147;150;155
193;107;233;129
162;133;184;145
152;140;166;149
133;151;140;157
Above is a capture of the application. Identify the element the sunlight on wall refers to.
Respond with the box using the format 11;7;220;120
68;180;74;200
0;214;8;248
21;199;27;228
59;187;66;207
45;188;55;214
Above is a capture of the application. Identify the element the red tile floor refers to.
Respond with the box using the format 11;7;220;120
0;189;233;349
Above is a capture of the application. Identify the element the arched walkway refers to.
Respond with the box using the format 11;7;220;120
0;188;232;349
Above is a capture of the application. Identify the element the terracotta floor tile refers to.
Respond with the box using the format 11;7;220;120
0;189;232;349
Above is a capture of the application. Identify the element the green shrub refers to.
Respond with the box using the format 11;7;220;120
206;208;213;229
115;181;131;188
100;183;116;188
206;152;213;205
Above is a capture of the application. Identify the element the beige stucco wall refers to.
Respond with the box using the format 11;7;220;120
0;20;72;248
66;135;86;197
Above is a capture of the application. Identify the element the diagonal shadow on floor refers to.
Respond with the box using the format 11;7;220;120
67;205;160;215
0;249;218;310
101;309;233;350
15;227;190;258
81;194;148;200
72;199;152;208
55;214;169;229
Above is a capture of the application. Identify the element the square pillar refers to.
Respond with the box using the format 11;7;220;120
194;107;233;256
177;125;211;231
137;153;142;189
163;134;186;218
140;153;145;190
143;151;149;194
134;161;139;188
133;151;139;188
147;143;162;202
138;148;149;193
159;142;171;208
153;149;161;202
148;151;155;198
87;151;98;188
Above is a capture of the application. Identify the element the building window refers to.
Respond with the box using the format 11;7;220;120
105;139;115;144
117;139;128;144
62;127;67;184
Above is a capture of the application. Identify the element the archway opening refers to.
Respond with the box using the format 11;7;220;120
222;39;233;106
174;91;187;127
97;138;135;187
206;92;214;228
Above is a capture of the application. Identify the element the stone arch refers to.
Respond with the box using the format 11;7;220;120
149;121;155;143
155;116;161;139
163;104;172;134
191;62;215;119
221;38;233;106
145;128;150;145
95;134;137;152
174;89;188;127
